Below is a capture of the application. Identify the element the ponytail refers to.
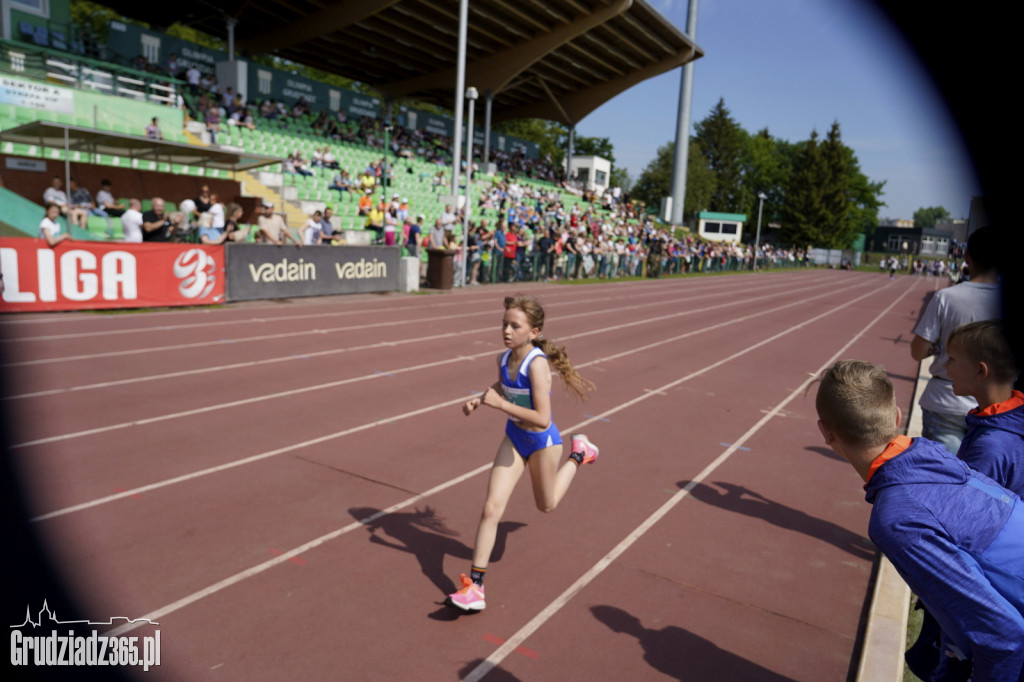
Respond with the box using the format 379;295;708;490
532;337;593;400
504;294;593;400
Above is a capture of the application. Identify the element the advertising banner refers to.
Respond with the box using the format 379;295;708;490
0;76;74;114
341;91;382;119
225;244;399;301
106;21;227;77
0;238;225;312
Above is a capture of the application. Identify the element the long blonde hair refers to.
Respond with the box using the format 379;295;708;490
504;295;593;400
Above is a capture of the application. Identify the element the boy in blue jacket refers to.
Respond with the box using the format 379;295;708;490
946;320;1024;495
815;360;1024;681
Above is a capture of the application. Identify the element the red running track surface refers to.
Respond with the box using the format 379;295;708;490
1;270;939;681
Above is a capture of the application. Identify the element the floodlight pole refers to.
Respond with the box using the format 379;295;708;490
451;0;469;197
669;0;700;226
753;191;766;270
462;87;478;286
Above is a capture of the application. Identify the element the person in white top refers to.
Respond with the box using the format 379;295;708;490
302;211;324;245
120;199;144;243
207;193;225;229
38;203;71;247
186;65;201;95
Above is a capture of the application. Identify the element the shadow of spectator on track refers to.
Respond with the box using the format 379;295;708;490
804;445;846;463
590;605;794;681
914;291;935;323
457;659;524;681
349;506;525;595
879;332;912;346
680;481;875;560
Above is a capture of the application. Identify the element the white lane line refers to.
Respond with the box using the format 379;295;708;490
0;300;489;342
6;271;798;329
99;462;490;638
1;277;786;368
25;280;871;518
1;274;756;344
85;278;904;636
461;277;922;682
0;308;493;368
30;394;470;522
5;273;804;366
11;279;866;448
5;279;797;398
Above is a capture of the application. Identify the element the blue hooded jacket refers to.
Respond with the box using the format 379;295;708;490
865;436;1024;680
960;390;1024;496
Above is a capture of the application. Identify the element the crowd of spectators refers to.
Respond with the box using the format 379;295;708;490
34;168;814;293
878;255;963;281
343;175;807;286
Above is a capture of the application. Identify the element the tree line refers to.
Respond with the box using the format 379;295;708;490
632;99;886;250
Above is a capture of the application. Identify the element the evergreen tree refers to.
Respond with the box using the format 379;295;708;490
685;140;716;221
819;121;852;248
845;149;886;245
781;130;830;248
780;123;885;249
694;98;745;213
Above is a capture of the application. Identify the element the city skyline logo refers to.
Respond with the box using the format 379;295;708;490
10;600;161;671
11;599;159;629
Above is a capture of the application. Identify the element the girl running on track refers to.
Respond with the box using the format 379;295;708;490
446;295;600;612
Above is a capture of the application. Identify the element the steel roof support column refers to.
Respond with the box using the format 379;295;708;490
566;124;575;185
482;90;493;169
451;0;469;198
226;17;237;61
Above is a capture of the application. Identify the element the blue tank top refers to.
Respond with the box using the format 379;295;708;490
500;346;545;420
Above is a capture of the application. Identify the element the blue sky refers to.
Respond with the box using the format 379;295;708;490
575;0;979;221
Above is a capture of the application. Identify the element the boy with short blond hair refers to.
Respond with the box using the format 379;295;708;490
946;320;1024;496
815;360;1024;680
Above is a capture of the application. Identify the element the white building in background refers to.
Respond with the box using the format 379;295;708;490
569;155;610;192
697;211;747;244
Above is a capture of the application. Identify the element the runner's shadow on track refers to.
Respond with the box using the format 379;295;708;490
591;605;794;681
680;481;875;560
349;506;526;617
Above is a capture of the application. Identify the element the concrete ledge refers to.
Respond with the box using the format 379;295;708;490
855;361;931;681
338;230;373;246
298;199;327;215
856;556;911;681
397;256;419;292
255;171;284;187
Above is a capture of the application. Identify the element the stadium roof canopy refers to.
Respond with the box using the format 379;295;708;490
97;0;703;126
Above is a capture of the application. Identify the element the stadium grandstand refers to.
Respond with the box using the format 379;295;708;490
0;0;707;303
